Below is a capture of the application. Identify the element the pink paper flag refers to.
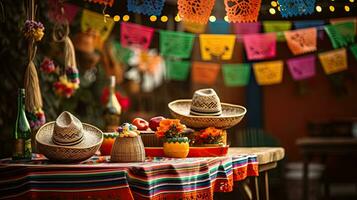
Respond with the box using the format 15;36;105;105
243;33;277;60
233;22;261;35
120;22;154;50
48;0;79;24
287;55;316;80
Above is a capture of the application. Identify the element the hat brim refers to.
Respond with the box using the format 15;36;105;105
168;99;246;129
36;122;103;163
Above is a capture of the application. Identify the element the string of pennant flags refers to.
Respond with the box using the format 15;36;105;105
71;8;357;87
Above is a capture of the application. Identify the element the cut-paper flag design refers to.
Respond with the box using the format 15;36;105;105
253;60;284;85
178;0;215;24
182;21;207;33
284;27;317;55
160;30;195;58
350;44;357;60
120;22;154;50
224;0;262;23
293;20;325;29
85;0;115;7
165;60;191;81
243;33;276;60
199;34;236;60
222;64;251;86
191;62;220;85
232;22;261;35
278;0;316;18
81;9;114;42
287;55;316;80
208;20;230;34
127;0;165;16
318;48;348;75
324;22;356;48
263;21;292;41
48;1;79;24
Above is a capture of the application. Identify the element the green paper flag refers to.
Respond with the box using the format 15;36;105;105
324;22;356;48
113;41;133;65
222;64;251;86
263;21;292;41
160;30;195;59
166;60;191;81
350;44;357;60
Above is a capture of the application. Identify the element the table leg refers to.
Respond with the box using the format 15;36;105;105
303;154;310;200
264;171;269;200
254;176;260;200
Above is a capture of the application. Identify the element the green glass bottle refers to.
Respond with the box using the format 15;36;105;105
12;88;32;160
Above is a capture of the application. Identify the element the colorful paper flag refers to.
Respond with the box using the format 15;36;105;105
263;21;292;41
284;28;317;55
178;0;215;24
232;22;261;35
84;0;115;7
350;44;357;60
81;9;115;42
253;60;284;85
48;0;79;24
199;34;236;61
293;20;325;29
208;20;230;34
182;21;207;33
165;60;191;81
324;22;356;48
278;0;316;18
287;55;316;80
191;62;220;85
318;48;348;75
120;22;154;50
113;41;133;65
243;33;277;60
224;0;262;23
127;0;165;16
159;30;195;58
222;64;251;86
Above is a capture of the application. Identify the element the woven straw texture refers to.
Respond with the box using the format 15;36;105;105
36;122;103;163
111;136;145;162
169;100;246;129
140;131;163;147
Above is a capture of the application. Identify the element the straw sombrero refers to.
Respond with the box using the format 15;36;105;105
168;88;246;129
36;111;103;163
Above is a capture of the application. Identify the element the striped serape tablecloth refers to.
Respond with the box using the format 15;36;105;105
0;154;258;200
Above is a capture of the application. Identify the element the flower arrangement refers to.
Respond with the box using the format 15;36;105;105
40;57;56;74
198;127;224;144
116;123;140;137
155;119;186;139
23;20;45;41
26;108;46;130
53;76;79;98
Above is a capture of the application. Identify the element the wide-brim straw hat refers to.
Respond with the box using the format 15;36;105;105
168;88;246;129
36;112;103;163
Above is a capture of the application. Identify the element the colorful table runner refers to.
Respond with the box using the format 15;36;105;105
0;155;258;200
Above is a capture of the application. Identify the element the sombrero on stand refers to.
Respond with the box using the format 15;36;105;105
168;88;246;129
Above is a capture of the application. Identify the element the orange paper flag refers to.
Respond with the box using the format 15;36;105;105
191;62;220;85
199;34;236;61
284;27;317;55
318;48;348;75
224;0;262;23
178;0;215;24
253;60;284;85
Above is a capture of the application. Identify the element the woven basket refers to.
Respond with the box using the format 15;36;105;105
111;136;145;162
140;130;163;147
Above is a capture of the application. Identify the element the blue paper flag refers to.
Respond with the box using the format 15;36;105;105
278;0;316;18
293;20;325;29
127;0;165;16
208;20;230;34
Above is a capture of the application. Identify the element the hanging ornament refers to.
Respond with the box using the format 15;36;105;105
224;0;262;23
40;57;56;74
278;0;316;18
177;0;215;24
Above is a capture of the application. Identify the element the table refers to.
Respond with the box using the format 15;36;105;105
229;147;285;200
296;137;357;200
0;147;284;200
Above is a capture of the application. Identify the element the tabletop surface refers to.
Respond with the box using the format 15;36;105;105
228;147;285;165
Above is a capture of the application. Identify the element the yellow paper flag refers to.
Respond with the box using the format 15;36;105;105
182;21;207;34
318;48;348;75
253;60;284;85
81;9;114;42
199;34;236;61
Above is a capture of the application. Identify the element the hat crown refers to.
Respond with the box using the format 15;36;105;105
52;111;84;145
190;88;222;116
